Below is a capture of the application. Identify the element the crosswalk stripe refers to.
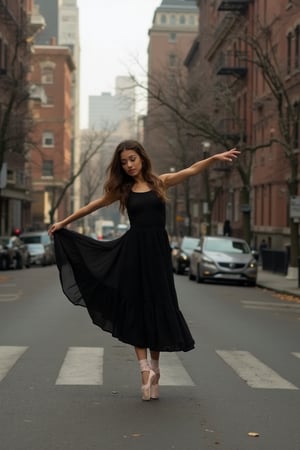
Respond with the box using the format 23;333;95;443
0;346;28;382
55;347;104;385
216;350;298;390
159;353;194;386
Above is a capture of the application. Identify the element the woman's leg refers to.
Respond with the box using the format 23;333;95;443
135;347;149;384
150;350;160;399
150;350;160;369
135;347;156;401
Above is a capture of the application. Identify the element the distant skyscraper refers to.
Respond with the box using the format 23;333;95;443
88;77;136;133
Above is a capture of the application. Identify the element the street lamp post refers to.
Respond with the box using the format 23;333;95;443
201;142;211;235
170;166;177;237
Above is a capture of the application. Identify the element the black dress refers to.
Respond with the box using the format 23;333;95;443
54;190;195;352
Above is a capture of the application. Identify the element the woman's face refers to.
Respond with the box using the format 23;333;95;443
120;149;143;178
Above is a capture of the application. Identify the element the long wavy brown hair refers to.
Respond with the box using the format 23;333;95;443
104;140;167;213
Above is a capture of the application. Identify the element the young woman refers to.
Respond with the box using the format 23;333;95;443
49;140;239;401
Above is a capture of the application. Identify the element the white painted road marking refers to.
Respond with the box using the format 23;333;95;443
216;350;298;390
241;300;300;313
292;352;300;360
159;353;194;386
0;291;22;302
56;347;104;385
0;346;28;382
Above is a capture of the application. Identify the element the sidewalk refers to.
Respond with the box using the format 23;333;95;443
257;267;300;299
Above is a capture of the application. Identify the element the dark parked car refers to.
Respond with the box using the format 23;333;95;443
171;236;199;274
189;236;257;286
0;236;30;270
20;231;55;265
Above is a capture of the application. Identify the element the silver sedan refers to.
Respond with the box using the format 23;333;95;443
189;236;257;286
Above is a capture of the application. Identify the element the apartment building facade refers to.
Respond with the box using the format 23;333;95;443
145;0;199;174
189;0;300;261
29;44;75;228
35;0;81;214
0;0;45;234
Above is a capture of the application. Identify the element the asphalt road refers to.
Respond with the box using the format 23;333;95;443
0;266;299;450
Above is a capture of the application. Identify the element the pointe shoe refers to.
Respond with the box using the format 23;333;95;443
141;369;156;401
151;369;160;399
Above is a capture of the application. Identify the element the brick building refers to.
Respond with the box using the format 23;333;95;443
144;0;199;236
186;0;300;268
0;0;44;234
29;43;75;228
145;0;199;174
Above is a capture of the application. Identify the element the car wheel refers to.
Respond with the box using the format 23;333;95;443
16;255;23;269
189;270;195;281
176;261;183;275
0;256;8;270
196;264;204;283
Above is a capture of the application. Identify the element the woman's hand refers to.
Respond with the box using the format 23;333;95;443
48;221;65;236
216;148;240;162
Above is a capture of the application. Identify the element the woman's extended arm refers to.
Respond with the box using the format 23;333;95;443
160;148;239;188
48;192;117;235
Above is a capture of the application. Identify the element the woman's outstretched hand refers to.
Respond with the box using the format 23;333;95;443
216;148;240;162
48;221;64;236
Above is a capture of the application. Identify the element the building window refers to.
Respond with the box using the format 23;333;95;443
169;32;177;43
179;15;186;25
42;131;54;147
189;15;195;26
170;15;176;25
42;160;54;177
287;32;292;75
169;54;177;67
293;102;300;148
160;14;166;24
41;67;54;84
295;25;300;70
43;96;54;107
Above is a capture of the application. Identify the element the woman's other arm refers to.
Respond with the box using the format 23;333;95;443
160;148;240;188
48;192;117;235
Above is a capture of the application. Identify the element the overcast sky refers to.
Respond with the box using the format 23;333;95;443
77;0;162;128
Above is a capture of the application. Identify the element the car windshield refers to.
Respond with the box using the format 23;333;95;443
204;238;250;254
182;238;199;251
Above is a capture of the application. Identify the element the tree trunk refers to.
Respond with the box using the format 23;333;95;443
241;186;252;244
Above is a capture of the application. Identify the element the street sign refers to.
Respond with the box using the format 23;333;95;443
0;163;7;189
290;196;300;218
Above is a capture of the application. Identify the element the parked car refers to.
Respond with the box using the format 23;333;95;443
26;243;49;266
0;236;30;270
171;236;199;274
189;236;257;286
115;223;129;238
20;231;55;265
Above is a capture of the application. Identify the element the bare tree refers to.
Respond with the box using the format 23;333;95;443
47;129;112;224
0;11;35;174
131;63;272;243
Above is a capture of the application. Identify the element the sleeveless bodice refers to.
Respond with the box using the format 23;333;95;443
127;191;166;228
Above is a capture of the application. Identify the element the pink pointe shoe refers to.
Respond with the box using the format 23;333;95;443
141;369;156;401
150;368;160;400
